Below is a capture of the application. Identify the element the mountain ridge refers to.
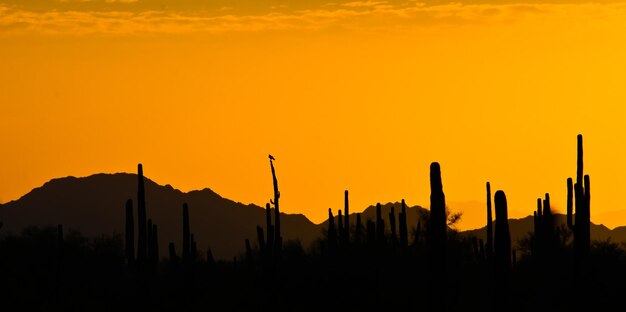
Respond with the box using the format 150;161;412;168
2;172;625;260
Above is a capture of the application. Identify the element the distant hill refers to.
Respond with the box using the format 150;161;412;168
318;202;429;234
0;173;429;261
461;214;626;249
0;173;319;260
3;173;626;260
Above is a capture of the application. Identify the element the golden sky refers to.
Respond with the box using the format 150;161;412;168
2;0;626;230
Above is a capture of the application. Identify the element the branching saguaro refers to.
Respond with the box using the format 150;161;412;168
269;155;282;251
567;134;591;265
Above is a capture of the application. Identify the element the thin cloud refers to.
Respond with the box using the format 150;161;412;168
1;2;626;36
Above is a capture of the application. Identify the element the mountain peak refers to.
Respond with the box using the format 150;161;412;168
0;172;318;260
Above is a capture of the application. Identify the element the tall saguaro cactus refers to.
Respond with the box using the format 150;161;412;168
376;203;385;244
567;134;591;262
429;162;447;262
328;208;337;250
486;182;493;261
269;155;282;250
344;190;350;242
338;209;344;244
389;206;398;248
428;162;447;309
494;190;511;295
399;199;408;249
137;164;148;263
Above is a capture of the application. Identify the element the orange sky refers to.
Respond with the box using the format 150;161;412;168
2;0;626;230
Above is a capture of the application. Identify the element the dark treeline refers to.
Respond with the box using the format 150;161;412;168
0;135;625;311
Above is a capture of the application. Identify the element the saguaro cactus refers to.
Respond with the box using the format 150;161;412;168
269;155;282;250
344;190;350;241
399;199;408;249
137;164;148;263
338;209;344;244
427;162;447;310
389;206;398;248
486;182;493;261
567;134;591;261
328;208;337;250
125;199;135;265
494;190;511;294
429;162;446;262
542;193;556;253
376;203;385;244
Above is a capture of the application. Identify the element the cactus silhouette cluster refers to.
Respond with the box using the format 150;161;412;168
2;134;621;311
125;164;161;275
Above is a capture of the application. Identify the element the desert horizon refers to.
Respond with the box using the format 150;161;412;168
2;0;626;309
2;155;625;231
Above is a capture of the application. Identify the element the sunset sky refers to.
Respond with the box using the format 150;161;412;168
2;0;626;230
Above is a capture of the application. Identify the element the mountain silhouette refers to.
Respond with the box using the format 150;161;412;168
0;173;319;260
0;173;433;260
3;173;626;261
462;213;626;249
319;201;428;230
